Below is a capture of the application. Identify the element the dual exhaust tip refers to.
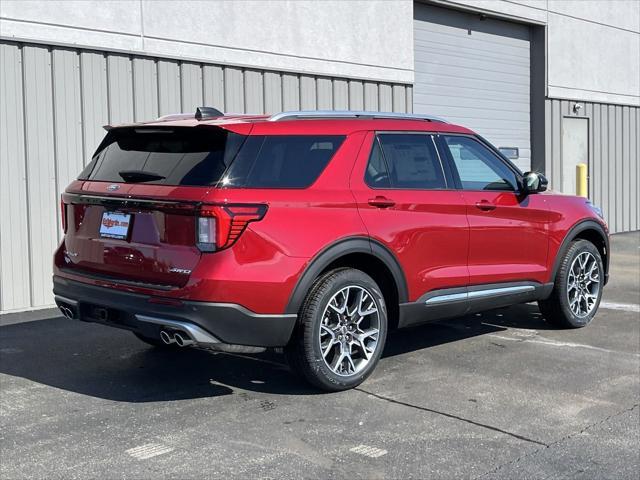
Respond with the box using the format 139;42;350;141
160;329;194;347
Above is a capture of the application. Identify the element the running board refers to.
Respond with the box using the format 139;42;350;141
398;282;553;329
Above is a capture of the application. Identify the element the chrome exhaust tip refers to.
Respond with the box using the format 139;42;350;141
159;330;175;345
173;332;194;347
59;305;76;319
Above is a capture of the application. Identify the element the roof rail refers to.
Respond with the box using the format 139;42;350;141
268;110;447;123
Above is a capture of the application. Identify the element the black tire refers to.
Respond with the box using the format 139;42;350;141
285;268;388;391
133;331;179;349
538;239;604;328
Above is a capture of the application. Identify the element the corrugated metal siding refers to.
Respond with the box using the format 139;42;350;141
0;40;411;314
545;99;640;234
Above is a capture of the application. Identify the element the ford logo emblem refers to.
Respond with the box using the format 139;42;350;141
107;184;120;191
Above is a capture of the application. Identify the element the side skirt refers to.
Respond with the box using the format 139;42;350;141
398;281;554;329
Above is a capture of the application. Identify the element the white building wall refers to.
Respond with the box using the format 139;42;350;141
0;0;414;83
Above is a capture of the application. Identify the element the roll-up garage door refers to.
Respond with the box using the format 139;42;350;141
413;3;531;172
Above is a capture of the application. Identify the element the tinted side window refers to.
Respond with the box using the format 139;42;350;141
442;136;517;191
222;135;344;188
365;139;391;188
374;134;446;189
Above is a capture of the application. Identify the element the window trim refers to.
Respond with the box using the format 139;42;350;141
364;131;454;191
435;133;524;193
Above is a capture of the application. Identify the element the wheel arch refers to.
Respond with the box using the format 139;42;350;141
285;237;408;330
551;220;609;285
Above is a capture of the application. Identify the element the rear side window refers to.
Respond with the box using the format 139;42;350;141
80;127;244;186
221;135;344;188
366;134;447;189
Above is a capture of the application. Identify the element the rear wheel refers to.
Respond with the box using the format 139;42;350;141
286;268;388;391
539;239;604;328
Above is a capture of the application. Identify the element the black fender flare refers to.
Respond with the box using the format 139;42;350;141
551;219;610;284
285;236;409;314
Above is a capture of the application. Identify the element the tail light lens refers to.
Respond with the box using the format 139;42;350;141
196;204;267;252
60;196;68;233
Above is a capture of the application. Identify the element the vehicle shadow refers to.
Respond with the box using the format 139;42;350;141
0;303;549;402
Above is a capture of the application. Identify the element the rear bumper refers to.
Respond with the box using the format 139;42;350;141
53;276;297;347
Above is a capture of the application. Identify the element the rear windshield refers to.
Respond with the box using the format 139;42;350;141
80;128;344;188
80;127;245;186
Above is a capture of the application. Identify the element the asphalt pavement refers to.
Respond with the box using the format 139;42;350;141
1;232;638;479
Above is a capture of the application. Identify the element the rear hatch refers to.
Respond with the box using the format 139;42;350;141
60;126;246;288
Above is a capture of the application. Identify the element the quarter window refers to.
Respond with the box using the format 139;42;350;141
222;135;345;188
442;136;517;191
366;134;447;190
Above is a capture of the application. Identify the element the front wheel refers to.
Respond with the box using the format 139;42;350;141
539;239;604;328
285;268;388;391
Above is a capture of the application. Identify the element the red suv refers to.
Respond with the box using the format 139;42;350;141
54;108;609;391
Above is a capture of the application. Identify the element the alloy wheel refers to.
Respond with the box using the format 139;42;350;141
319;285;380;376
567;251;600;318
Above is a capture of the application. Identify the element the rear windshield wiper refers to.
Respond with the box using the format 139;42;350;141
118;170;166;183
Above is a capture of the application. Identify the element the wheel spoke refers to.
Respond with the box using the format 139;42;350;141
346;289;360;318
330;288;350;314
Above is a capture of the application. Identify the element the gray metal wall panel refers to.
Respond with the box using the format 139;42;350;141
379;84;393;111
300;75;317;110
545;98;639;234
107;54;134;124
22;45;58;308
264;72;282;114
405;86;413;114
622;106;630;232
631;110;638;231
52;48;83;239
244;70;264;114
333;79;349;110
133;57;158;121
392;85;407;114
0;39;412;313
0;43;30;312
413;3;531;172
157;60;181;116
180;62;203;113
202;65;225;111
364;82;379;111
224;67;244;113
282;73;300;111
349;80;364;110
317;78;333;110
80;52;108;161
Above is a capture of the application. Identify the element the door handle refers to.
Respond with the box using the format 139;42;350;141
475;200;496;211
368;196;395;208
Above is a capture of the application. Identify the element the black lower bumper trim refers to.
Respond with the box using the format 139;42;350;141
53;276;297;347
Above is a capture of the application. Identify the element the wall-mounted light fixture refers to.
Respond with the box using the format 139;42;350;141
573;103;583;114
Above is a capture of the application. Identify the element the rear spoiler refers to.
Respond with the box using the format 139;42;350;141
103;106;224;131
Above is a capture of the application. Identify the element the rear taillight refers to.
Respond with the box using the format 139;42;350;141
60;196;68;233
196;204;267;252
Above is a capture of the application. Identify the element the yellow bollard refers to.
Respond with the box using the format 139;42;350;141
576;163;588;197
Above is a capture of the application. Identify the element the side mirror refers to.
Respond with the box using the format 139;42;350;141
522;171;548;193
